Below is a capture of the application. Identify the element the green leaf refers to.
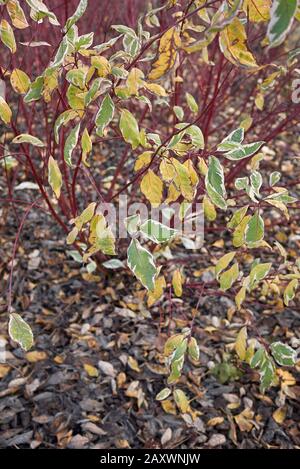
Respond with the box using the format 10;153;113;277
24;75;44;103
179;124;204;150
224;141;264;160
50;36;70;68
173;105;184;120
267;0;297;48
124;213;141;235
249;262;272;289
173;338;188;361
245;211;264;245
140;219;177;244
259;354;276;394
102;259;124;269
8;313;34;351
66;67;87;89
54;110;77;144
168;355;184;384
250;348;265;369
95;94;114;137
269;171;281;186
217;127;244;151
270;342;297;367
186;92;198;113
266;191;297;204
12;133;44;147
94;219;116;256
65;0;88;31
127;238;157;291
64;122;80;166
85;77;102;107
235;176;249;191
119;109;140;149
250;348;276;394
205;156;227;209
219;263;239;291
48;156;62;198
250;170;262;197
0;19;16;53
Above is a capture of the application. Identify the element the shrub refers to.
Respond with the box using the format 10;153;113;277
1;0;299;405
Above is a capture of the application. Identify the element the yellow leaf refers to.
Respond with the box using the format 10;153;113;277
164;333;185;356
173;389;190;413
126;67;144;95
277;369;296;387
91;56;111;77
171;158;194;201
161;399;177;415
147;275;166;307
0;19;16;53
25;351;48;362
172;269;183;297
272;407;286;424
134;151;152;171
75;202;96;230
233;215;251;247
160;159;176;182
140;169;163;207
6;0;29;29
84;363;99;377
183;159;199;186
198;157;208;176
235;286;246;310
215;252;236;279
234;408;254;432
243;0;271;23
166;183;180;203
66;226;79;245
48;156;62;199
149;27;181;80
240;115;253;131
235;326;247;360
0;364;11;379
128;356;141;373
207;416;224;427
10;69;30;94
81;128;92;167
203;195;217;221
42;68;58;102
144;82;167;96
219;17;258;68
255;92;264;110
0;96;12;124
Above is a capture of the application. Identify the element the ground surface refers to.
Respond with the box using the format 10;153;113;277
0;184;300;449
0;136;300;449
